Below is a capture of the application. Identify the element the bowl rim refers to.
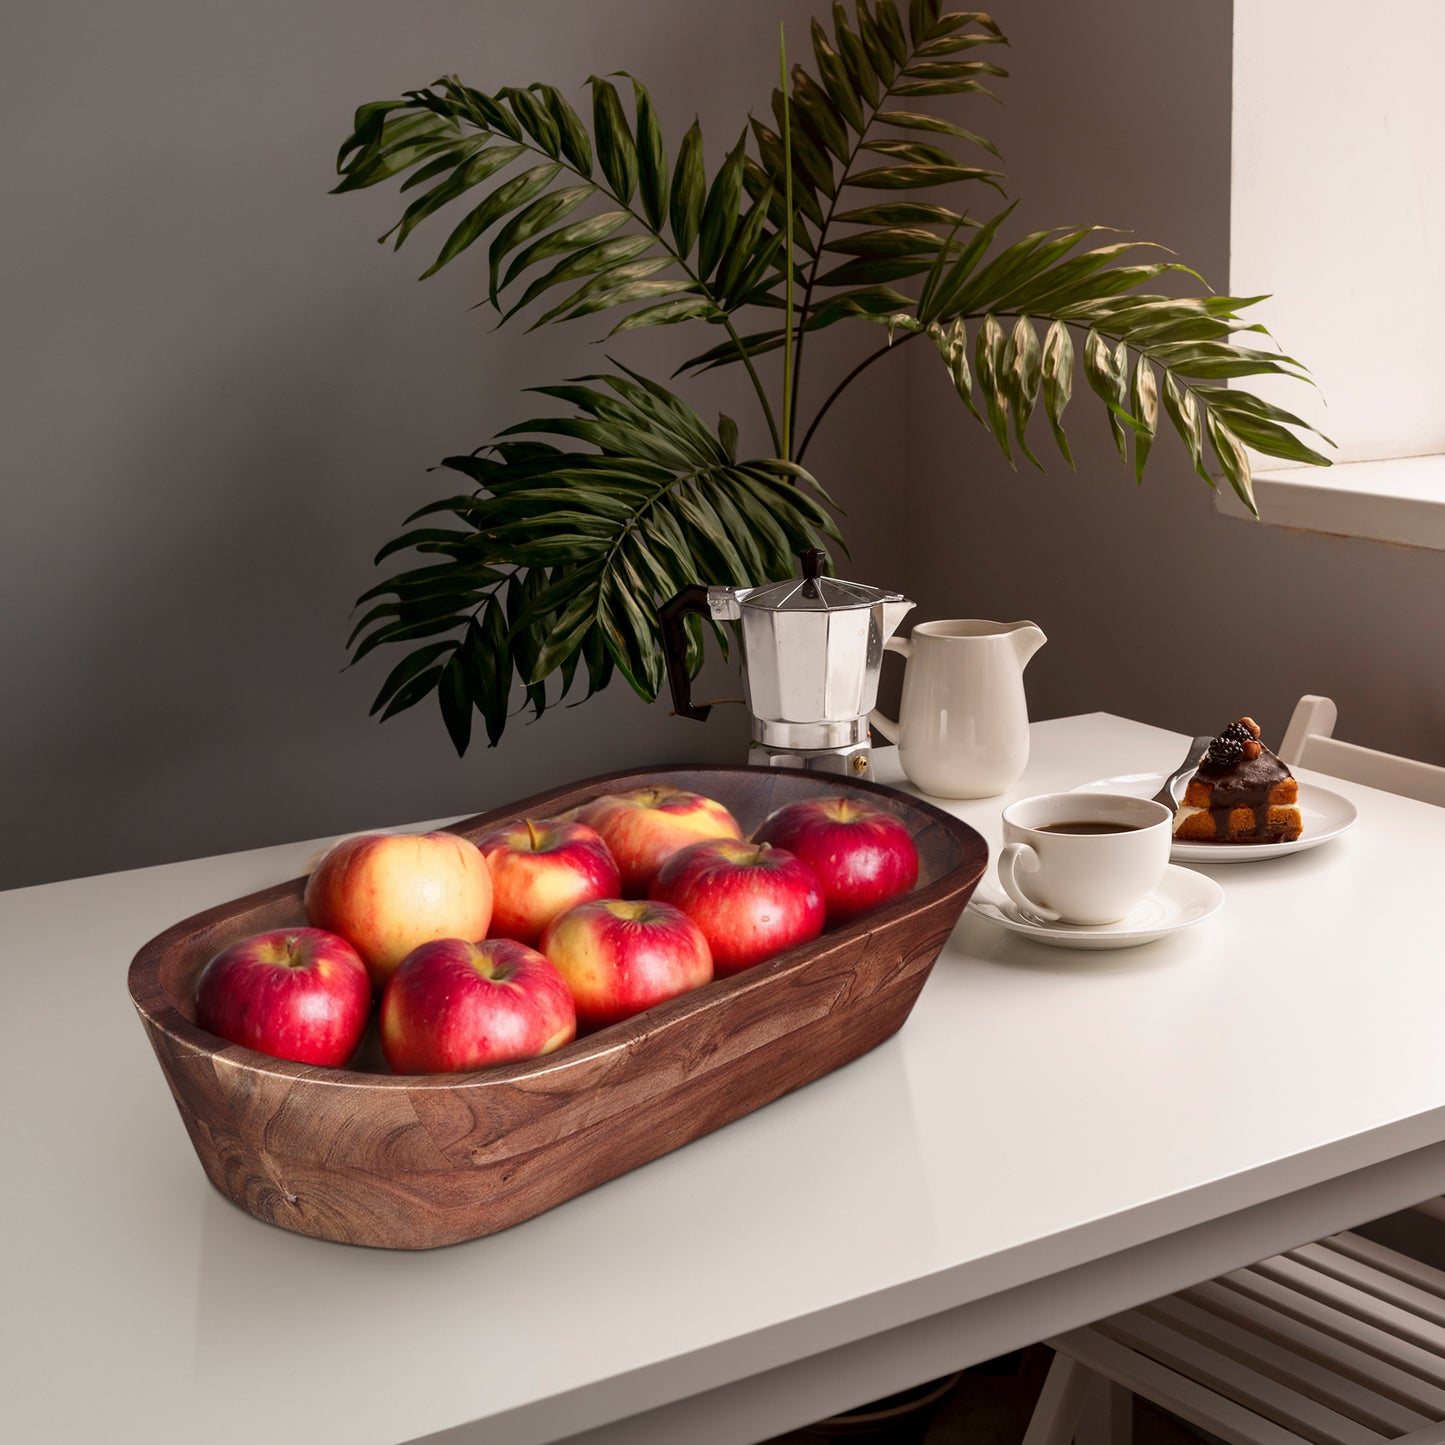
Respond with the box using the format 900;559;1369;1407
128;763;987;1092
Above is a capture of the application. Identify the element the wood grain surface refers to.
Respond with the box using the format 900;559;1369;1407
129;766;988;1249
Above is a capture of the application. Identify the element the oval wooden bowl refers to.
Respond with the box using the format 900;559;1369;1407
129;765;987;1249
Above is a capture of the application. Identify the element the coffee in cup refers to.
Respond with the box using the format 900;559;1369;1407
998;792;1172;925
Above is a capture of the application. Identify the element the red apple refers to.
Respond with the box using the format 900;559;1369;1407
649;838;825;977
539;898;713;1032
752;796;919;924
380;937;576;1074
477;818;621;946
195;927;371;1067
303;831;493;991
572;785;743;897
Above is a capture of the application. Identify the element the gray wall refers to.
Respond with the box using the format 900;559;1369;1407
0;0;906;889
3;1;1439;891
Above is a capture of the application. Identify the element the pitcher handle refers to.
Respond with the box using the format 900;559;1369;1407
867;636;911;743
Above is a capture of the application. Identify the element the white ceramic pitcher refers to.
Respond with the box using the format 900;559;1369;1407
869;619;1047;798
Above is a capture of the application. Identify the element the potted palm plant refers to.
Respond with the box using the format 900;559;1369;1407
335;0;1328;754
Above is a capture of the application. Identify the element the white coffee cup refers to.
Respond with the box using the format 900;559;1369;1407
997;792;1172;925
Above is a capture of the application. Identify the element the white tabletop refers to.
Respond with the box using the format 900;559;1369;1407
6;713;1445;1445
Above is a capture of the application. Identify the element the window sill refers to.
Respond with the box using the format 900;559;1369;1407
1212;454;1445;551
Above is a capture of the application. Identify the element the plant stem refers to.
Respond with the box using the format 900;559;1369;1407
795;331;921;465
786;22;967;462
726;315;782;455
779;24;795;462
787;133;879;459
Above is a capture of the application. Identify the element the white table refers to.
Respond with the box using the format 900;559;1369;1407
7;713;1445;1445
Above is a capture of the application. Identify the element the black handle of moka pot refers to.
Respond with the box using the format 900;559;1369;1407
658;585;713;721
798;546;825;598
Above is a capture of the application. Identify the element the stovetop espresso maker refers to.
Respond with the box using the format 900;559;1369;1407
660;549;913;777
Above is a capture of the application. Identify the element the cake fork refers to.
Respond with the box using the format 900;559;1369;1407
1152;736;1213;808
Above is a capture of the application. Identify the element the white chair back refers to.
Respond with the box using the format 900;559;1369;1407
1279;694;1445;808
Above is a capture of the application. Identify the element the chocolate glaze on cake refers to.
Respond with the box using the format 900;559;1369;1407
1190;746;1292;841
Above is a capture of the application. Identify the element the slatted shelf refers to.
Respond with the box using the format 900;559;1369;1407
1031;1230;1445;1445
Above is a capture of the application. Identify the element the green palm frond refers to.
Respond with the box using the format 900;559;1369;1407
334;73;777;330
336;0;1332;754
842;223;1333;512
749;7;1006;269
348;371;840;753
684;1;1009;414
335;70;790;449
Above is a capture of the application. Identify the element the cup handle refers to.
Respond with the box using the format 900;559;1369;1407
997;842;1062;923
867;636;911;743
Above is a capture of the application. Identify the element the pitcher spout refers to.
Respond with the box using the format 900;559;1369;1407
1006;620;1047;667
881;597;915;642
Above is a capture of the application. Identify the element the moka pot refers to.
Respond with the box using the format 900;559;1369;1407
659;549;913;777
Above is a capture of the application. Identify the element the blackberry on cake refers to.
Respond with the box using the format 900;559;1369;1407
1173;716;1303;844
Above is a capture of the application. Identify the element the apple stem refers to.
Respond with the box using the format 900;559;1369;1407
526;819;542;852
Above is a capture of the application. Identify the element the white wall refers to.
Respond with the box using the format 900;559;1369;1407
1233;0;1445;462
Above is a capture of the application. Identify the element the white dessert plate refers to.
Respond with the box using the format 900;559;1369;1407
966;864;1224;950
1073;774;1359;863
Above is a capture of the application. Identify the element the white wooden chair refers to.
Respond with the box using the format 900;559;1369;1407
1279;696;1445;808
1023;698;1445;1445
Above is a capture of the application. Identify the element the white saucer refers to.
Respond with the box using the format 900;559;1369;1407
1074;774;1359;864
967;864;1224;950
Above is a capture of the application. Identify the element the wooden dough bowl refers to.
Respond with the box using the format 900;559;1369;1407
129;765;988;1250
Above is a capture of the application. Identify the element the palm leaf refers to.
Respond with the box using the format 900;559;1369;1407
336;2;1333;760
334;74;775;362
349;372;841;753
844;218;1331;486
747;1;1008;327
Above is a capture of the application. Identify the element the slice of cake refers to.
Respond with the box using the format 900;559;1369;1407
1173;716;1303;844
